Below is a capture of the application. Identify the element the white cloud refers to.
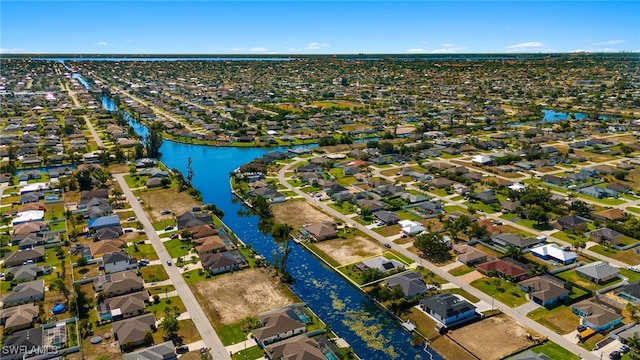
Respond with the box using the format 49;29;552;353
430;44;467;53
231;47;247;51
591;40;626;46
96;41;109;46
0;48;33;53
407;48;427;53
506;42;544;50
304;42;330;50
250;47;268;52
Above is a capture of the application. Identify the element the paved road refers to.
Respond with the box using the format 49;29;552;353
277;160;599;360
114;174;231;360
65;80;105;148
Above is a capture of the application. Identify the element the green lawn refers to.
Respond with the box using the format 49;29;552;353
463;201;499;214
444;205;468;214
470;277;528;307
139;265;169;283
147;296;187;316
163;238;193;258
328;202;357;215
575;193;625;205
589;245;640;265
446;287;480;303
429;188;449;197
627;207;640;214
217;320;252;346
337;176;358;186
526;341;580;360
527;305;581;334
396;209;422;221
231;346;265;360
183;268;211;285
383;251;413;265
448;265;476;277
551;231;588;243
500;213;519;221
147;285;176;296
619;268;640;282
125;243;159;261
450;195;464;201
516;219;554;231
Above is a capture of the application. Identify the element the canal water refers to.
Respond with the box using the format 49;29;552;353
82;74;442;359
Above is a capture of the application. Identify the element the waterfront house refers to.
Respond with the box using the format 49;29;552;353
264;334;325;360
252;312;306;347
385;271;430;299
176;211;213;229
200;252;240;275
519;276;570;308
419;292;477;327
301;222;337;242
576;261;619;284
195;235;227;255
354;256;404;274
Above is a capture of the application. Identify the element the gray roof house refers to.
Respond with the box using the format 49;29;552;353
354;256;404;274
4;246;45;267
123;341;177;360
419;292;477;327
1;327;43;360
385;271;430;299
576;261;619;284
492;233;544;249
113;313;156;351
374;210;400;225
2;279;45;307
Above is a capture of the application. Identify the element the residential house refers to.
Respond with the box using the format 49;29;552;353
398;220;426;236
453;244;488;265
113;313;156;351
99;291;149;321
530;244;577;265
301;222;337;242
476;219;501;237
501;200;521;213
251;186;286;204
4;246;45;267
357;199;385;213
200;252;240;275
195;235;227;255
0;303;39;330
146;178;164;188
593;208;626;222
578;185;618;199
176;212;213;229
252;312;306;347
354;256;404;274
519;276;570;307
418;201;444;215
576;261;619;283
5;263;52;282
492;233;545;249
99;270;145;298
374;210;400;225
541;174;568;186
476;190;497;204
90;239;127;257
93;225;124;241
615;281;640;305
1;327;43;360
185;224;218;239
2;280;45;307
419;292;477;327
88;215;121;231
102;251;138;274
123;341;177;360
589;228;624;246
555;215;588;232
264;335;325;360
510;350;551;360
430;177;454;189
399;192;429;204
385;271;430;299
476;259;528;280
607;183;631;194
572;300;622;332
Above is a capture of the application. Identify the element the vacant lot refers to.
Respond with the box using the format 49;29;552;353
135;188;197;222
191;268;294;325
314;236;384;265
448;315;539;360
271;199;334;229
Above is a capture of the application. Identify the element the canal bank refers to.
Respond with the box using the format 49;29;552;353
85;83;443;359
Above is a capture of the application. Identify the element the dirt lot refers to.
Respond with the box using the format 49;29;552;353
314;236;384;265
271;199;334;229
457;270;485;284
448;315;539;360
191;268;294;325
136;188;198;222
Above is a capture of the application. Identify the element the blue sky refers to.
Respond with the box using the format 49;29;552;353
1;1;638;54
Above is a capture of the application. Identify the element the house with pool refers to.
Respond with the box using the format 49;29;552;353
571;300;622;332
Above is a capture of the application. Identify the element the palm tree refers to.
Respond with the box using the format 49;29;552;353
627;335;640;356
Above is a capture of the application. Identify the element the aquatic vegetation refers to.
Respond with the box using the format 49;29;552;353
342;310;399;359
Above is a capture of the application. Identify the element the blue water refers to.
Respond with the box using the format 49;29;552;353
52;57;292;62
509;109;618;126
85;77;443;360
72;73;92;89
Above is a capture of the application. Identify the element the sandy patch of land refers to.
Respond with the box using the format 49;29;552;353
457;270;484;284
271;199;334;229
448;315;539;360
136;188;198;222
191;268;294;325
314;235;384;265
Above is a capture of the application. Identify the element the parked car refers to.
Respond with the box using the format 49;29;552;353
609;350;621;360
170;233;180;239
160;209;172;215
384;243;392;249
127;217;136;221
176;346;189;354
164;226;174;231
620;345;630;354
577;324;587;332
628;266;640;273
166;260;172;266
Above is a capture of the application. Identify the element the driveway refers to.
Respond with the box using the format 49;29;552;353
514;300;541;315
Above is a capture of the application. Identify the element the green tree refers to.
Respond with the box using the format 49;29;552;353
50;278;71;305
615;170;628;180
186;157;194;186
504;245;525;262
160;314;180;339
145;124;164;158
528;206;549;225
414;232;451;262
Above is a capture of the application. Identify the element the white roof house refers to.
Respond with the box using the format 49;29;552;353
19;182;50;194
471;155;492;164
12;210;45;225
508;183;526;191
531;244;577;264
398;220;426;235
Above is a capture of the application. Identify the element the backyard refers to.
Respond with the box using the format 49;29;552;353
470;277;528;307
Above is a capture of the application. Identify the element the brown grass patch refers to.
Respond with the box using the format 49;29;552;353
136;188;198;223
314;236;384;265
271;199;334;229
191;268;294;325
448;315;539;360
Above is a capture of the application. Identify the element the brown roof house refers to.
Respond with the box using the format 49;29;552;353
186;224;218;239
593;208;626;222
264;335;325;360
113;313;156;352
453;244;488;265
476;259;527;281
252;311;306;347
518;276;570;308
99;291;149;322
0;303;39;330
200;252;240;275
195;235;227;255
555;215;588;232
98;270;145;298
589;228;624;246
4;246;45;267
301;222;337;242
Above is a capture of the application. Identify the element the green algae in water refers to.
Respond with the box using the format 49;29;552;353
342;310;399;359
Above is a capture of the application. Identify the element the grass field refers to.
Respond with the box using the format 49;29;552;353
527;305;580;334
470;277;528;307
164;238;194;258
589;244;640;265
125;243;158;260
523;341;580;360
139;264;170;283
448;264;476;276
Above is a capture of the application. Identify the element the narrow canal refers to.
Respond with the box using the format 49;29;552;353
78;69;443;360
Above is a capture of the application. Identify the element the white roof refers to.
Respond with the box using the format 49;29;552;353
471;155;492;164
531;244;577;262
399;220;426;235
508;183;526;191
19;182;49;194
12;210;45;225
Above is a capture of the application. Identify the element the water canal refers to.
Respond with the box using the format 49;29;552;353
85;76;441;360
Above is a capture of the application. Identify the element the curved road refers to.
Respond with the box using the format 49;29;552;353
114;174;231;360
277;159;599;360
